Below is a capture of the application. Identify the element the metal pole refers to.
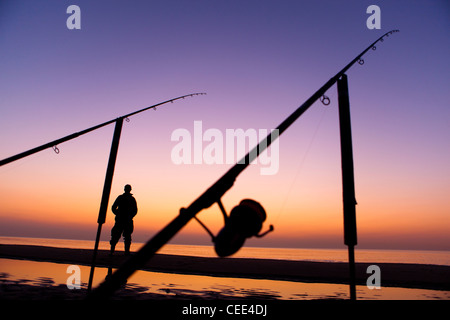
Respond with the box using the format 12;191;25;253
87;118;123;292
337;74;358;300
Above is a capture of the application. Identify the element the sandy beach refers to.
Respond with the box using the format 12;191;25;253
1;244;449;294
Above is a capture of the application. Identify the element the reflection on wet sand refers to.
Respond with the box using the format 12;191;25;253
0;258;449;300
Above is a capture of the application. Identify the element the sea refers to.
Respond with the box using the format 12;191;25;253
1;236;449;266
1;236;449;300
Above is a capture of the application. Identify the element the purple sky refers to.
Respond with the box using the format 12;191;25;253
0;1;449;250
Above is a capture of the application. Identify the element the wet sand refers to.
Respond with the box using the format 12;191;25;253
1;244;449;292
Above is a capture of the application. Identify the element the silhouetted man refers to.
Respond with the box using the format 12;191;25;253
110;184;138;255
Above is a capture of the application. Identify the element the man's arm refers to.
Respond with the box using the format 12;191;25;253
131;198;138;218
111;196;121;215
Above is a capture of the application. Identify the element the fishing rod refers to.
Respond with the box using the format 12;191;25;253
0;93;206;167
88;30;399;299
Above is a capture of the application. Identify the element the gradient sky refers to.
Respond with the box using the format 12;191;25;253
0;0;449;251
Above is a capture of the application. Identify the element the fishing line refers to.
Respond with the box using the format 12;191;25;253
273;103;331;225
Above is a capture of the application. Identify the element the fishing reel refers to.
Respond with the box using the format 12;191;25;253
195;199;274;257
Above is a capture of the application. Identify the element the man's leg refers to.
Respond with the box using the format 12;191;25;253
123;220;134;255
110;222;123;255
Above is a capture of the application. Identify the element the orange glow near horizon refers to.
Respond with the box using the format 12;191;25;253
2;114;450;251
1;116;449;251
1;142;449;251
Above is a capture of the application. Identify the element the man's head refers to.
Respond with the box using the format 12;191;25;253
124;184;132;193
